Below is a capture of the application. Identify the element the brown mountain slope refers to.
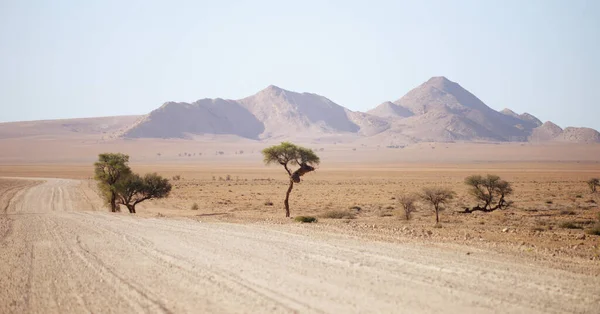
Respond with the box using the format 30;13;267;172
529;122;564;142
556;127;600;144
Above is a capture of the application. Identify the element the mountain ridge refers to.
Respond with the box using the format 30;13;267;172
4;78;597;144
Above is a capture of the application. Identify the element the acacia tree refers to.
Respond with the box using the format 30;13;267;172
587;178;599;193
262;142;320;217
420;187;455;223
94;153;132;212
398;194;418;220
462;174;513;213
115;173;172;213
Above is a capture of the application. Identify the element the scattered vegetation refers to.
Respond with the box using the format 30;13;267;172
559;221;583;229
462;174;513;213
321;210;356;219
172;175;182;181
586;213;600;235
420;187;455;223
349;206;362;211
262;142;320;217
587;178;599;193
294;216;317;223
398;194;418;220
560;210;576;215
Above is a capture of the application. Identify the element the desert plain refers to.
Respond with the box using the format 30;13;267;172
1;133;600;313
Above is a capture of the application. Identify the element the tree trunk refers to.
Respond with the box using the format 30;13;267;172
284;180;294;217
435;207;439;223
110;192;118;212
126;204;136;214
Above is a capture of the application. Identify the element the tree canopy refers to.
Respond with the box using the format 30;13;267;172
262;142;320;175
94;153;132;212
262;142;320;217
463;174;513;213
94;153;171;213
115;173;172;213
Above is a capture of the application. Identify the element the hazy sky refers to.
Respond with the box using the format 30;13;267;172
1;0;599;129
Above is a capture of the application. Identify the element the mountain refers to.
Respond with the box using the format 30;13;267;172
121;99;264;139
529;121;563;142
367;101;413;118
121;85;388;140
112;77;600;143
237;85;364;138
370;77;539;142
556;127;600;144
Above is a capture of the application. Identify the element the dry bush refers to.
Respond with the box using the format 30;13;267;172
421;187;455;223
587;223;600;236
294;216;317;223
463;174;513;212
398;194;418;220
191;203;199;210
321;210;356;219
559;221;582;229
587;178;599;193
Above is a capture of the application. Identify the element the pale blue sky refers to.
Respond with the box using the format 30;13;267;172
1;0;599;130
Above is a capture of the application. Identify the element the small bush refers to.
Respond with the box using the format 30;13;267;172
559;210;576;215
191;203;199;210
349;206;362;211
531;227;545;232
322;210;355;219
545;200;553;204
294;216;317;223
264;201;274;206
586;223;600;236
575;195;583;199
559;221;582;229
172;175;182;181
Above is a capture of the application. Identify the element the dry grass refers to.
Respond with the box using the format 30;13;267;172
2;162;600;264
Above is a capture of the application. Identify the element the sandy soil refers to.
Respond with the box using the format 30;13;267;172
1;178;599;314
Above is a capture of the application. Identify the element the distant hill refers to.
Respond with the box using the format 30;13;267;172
0;116;140;139
1;77;597;144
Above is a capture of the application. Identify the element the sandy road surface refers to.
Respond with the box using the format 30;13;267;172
0;179;599;314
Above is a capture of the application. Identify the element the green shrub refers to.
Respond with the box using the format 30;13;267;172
321;210;355;219
294;216;317;223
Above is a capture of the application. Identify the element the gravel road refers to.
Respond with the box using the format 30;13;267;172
1;178;598;313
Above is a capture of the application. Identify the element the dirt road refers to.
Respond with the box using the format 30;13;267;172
1;179;598;313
